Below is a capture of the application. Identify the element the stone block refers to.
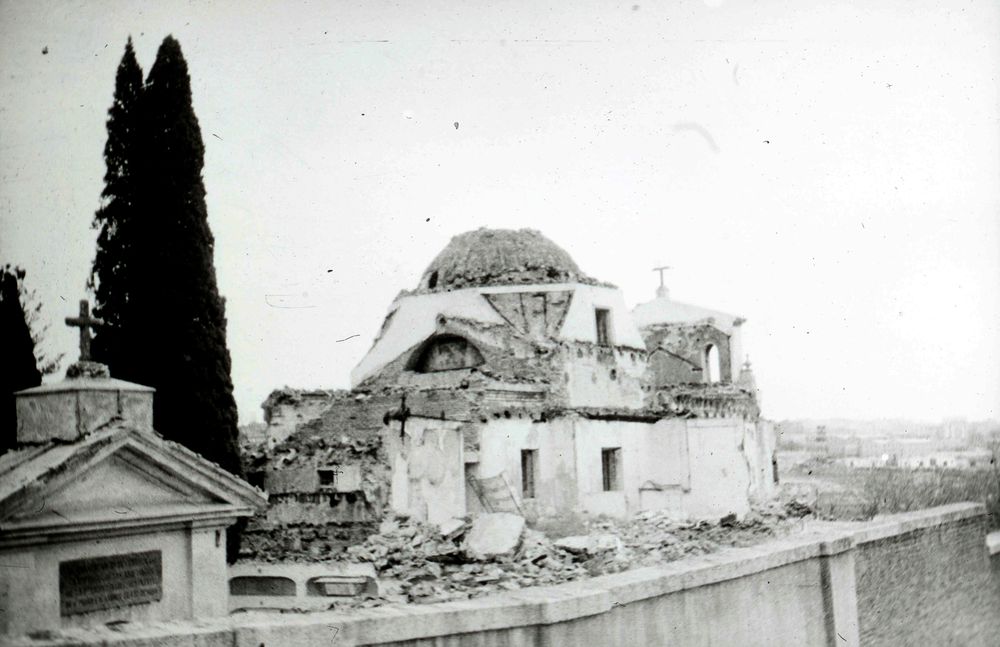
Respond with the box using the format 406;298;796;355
554;534;622;556
463;513;525;558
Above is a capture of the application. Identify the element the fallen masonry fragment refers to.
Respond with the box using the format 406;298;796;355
553;533;623;556
462;512;526;559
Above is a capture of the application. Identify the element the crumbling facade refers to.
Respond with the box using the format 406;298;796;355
248;228;776;550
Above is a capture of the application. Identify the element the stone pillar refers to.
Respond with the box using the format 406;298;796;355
189;522;230;618
819;535;860;646
0;550;36;636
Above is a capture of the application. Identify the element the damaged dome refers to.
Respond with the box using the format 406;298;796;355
418;228;595;291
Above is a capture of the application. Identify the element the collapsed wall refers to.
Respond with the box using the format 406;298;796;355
242;389;398;557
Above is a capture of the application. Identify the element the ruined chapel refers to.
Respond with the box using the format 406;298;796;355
249;228;776;542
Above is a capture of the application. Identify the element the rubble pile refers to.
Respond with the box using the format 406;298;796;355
309;502;812;609
337;513;591;606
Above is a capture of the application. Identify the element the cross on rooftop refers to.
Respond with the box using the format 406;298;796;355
652;266;672;298
65;299;104;362
652;266;671;287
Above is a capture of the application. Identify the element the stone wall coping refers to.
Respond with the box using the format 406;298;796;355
847;502;985;545
5;503;987;647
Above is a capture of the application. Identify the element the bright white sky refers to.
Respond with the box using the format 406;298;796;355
1;0;998;424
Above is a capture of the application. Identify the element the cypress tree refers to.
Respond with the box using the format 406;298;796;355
0;265;42;454
133;36;243;479
90;38;144;374
88;36;245;558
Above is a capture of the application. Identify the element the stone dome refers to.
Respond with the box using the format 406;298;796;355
418;228;595;291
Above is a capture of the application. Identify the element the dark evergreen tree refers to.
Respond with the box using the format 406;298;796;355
88;36;245;559
0;265;42;454
127;36;243;478
90;38;144;374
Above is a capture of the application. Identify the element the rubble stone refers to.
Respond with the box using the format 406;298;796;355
553;533;622;556
462;513;526;559
437;517;468;540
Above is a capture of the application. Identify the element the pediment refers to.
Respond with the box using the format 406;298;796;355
9;446;222;524
0;427;265;529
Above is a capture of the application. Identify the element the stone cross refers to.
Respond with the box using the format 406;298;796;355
65;300;104;362
652;266;671;286
652;266;672;298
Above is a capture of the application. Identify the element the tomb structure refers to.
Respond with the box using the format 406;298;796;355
249;229;775;546
0;303;266;637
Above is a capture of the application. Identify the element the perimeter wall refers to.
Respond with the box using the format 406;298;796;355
7;503;999;647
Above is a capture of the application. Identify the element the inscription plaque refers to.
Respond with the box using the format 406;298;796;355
59;550;162;616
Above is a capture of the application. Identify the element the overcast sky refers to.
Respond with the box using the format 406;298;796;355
2;0;998;424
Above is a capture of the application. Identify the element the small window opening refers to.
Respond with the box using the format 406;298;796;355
521;449;538;499
318;467;341;486
595;308;611;346
601;447;622;491
428;270;439;289
704;344;721;383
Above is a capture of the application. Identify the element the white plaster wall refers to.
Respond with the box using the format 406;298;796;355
352;290;505;385
0;523;230;636
391;414;756;524
476;417;701;520
189;526;228;618
639;418;691;492
477;418;578;517
744;420;777;502
384;418;465;525
682;419;752;519
573;419;691;518
555;284;645;348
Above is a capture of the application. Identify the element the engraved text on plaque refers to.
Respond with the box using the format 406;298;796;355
59;550;163;616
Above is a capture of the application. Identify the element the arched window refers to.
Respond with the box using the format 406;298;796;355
411;334;485;372
704;344;721;383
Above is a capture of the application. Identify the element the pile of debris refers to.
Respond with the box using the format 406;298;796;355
337;512;591;606
316;501;812;608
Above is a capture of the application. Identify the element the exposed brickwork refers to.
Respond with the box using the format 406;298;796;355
642;321;733;385
854;515;1000;646
648;383;760;419
242;520;377;559
415;228;602;292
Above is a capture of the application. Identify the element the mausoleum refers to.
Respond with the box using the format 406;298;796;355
0;310;266;637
